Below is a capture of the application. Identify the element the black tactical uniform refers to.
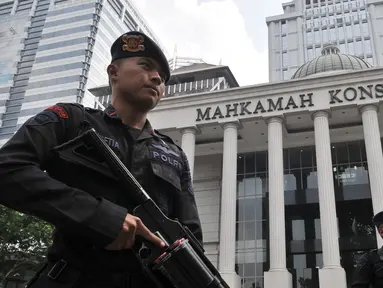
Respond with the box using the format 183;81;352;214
351;211;383;288
0;31;203;288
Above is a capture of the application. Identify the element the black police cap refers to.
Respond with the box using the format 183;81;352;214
110;31;170;83
373;211;383;227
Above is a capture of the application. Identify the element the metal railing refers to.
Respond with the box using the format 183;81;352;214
165;77;229;97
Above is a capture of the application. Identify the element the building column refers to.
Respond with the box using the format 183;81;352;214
218;122;241;288
264;117;292;288
360;105;383;247
313;111;346;288
181;127;197;179
268;21;276;81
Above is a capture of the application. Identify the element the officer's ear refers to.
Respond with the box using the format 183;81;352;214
107;62;119;84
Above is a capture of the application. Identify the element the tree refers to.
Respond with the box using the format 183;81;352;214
0;205;53;285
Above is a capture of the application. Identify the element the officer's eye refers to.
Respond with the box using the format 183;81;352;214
140;62;150;69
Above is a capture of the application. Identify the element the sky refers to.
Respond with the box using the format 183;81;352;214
130;0;285;87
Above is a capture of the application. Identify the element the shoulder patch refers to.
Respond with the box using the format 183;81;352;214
45;105;68;119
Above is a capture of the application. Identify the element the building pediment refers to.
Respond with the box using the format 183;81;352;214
148;67;383;130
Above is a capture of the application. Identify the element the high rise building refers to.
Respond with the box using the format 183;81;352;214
266;0;382;82
0;0;165;146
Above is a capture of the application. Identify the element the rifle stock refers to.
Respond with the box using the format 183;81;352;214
59;128;231;288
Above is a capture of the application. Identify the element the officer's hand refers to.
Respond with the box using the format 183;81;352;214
105;214;165;250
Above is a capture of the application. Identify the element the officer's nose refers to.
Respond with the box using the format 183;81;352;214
149;71;162;86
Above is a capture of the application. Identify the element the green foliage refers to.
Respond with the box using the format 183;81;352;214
0;205;53;284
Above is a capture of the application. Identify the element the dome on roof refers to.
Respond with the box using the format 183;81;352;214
291;43;372;79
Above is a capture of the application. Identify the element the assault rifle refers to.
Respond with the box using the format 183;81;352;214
56;128;230;288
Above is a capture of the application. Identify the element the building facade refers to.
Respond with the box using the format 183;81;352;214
267;0;383;82
0;0;165;146
89;48;383;288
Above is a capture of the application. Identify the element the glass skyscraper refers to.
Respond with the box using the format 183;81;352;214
0;0;166;146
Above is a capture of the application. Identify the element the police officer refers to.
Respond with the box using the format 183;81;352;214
351;211;383;288
0;31;202;288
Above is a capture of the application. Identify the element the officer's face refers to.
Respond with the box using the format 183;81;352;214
378;225;383;237
108;57;165;112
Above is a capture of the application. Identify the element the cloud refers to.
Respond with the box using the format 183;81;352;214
131;0;269;86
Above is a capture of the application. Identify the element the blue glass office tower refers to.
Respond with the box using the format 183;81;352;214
0;0;166;146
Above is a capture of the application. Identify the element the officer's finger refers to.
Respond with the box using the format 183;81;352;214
105;231;129;250
118;230;132;249
124;223;137;248
124;238;136;249
135;219;165;248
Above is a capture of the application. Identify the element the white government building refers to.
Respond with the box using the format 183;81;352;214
90;43;383;288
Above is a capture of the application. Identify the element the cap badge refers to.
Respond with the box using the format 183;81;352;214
121;34;145;52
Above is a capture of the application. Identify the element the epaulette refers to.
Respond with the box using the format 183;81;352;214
50;102;87;115
153;129;178;145
44;102;84;118
55;102;83;109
